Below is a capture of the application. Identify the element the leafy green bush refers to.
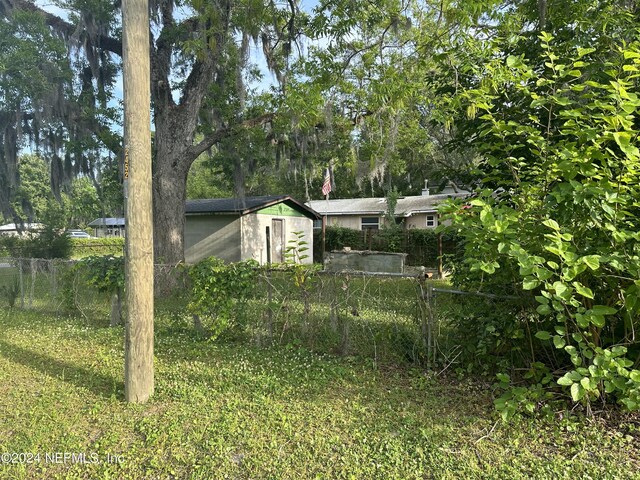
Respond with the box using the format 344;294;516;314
0;228;71;259
79;255;125;325
187;257;260;339
324;226;366;251
59;255;125;322
438;296;532;376
78;255;125;293
70;237;124;258
441;35;640;413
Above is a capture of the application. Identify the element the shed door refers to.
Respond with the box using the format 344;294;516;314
271;219;284;263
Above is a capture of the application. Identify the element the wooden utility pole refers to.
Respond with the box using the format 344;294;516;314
122;0;154;403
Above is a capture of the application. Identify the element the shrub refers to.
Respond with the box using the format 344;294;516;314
440;35;640;413
0;227;71;259
187;257;260;339
70;237;124;258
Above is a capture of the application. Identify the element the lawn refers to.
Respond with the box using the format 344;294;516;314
0;306;638;479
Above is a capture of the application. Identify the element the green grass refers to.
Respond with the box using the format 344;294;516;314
0;307;638;479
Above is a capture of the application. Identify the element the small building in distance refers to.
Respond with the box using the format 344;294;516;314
307;181;470;231
87;217;126;238
185;195;319;265
0;222;45;236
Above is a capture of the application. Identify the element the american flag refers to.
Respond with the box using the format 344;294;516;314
321;168;332;196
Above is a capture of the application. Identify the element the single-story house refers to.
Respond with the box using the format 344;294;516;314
87;217;126;237
0;222;45;236
307;182;470;231
185;195;320;265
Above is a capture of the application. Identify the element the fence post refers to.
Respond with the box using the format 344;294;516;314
29;258;35;309
267;269;273;343
51;259;57;296
340;273;350;355
419;282;435;369
341;315;350;355
19;258;24;308
330;277;338;334
426;284;434;368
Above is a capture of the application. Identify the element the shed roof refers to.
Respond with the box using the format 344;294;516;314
88;217;126;227
186;195;320;219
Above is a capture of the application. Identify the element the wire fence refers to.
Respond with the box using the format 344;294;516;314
0;257;519;370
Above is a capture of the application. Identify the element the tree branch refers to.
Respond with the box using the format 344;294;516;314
150;2;177;109
187;113;274;160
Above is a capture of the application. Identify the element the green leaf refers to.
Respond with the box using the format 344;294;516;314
577;47;596;58
570;383;585;401
480;261;499;274
523;277;539;290
580;377;592;391
542;219;560;231
553;335;566;349
506;55;520;67
536;304;552;315
589;314;606;328
480;209;494;225
581;255;601;270
557;375;574;386
573;282;594;299
553;281;570;298
591;305;617;315
613;132;640;159
535;331;552;341
495;219;509;233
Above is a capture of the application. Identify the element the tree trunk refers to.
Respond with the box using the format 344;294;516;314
153;161;189;265
152;91;200;265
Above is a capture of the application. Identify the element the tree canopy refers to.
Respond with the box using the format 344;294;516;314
1;0;300;262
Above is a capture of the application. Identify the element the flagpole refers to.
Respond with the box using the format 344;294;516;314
321;168;331;266
322;188;329;265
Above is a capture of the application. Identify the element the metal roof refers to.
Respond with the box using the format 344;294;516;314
307;191;470;217
307;197;388;216
88;217;125;227
186;195;320;219
0;222;45;231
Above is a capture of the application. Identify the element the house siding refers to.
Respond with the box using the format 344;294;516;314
241;213;314;264
405;213;438;229
184;214;241;264
327;215;385;230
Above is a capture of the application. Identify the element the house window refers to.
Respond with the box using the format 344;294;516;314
426;214;437;228
361;217;380;230
313;219;322;230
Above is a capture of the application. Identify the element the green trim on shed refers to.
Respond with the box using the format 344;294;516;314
257;203;306;218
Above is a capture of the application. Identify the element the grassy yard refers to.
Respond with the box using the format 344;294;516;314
0;307;638;479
